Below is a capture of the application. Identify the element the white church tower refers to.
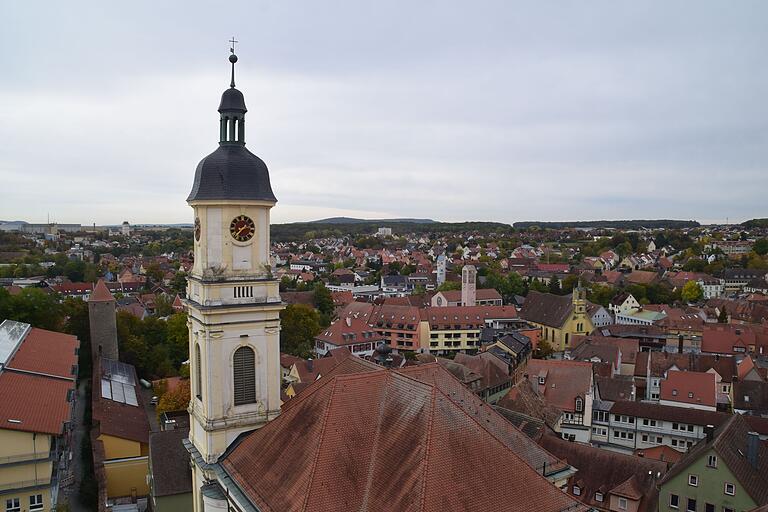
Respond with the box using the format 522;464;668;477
461;265;477;306
185;47;283;511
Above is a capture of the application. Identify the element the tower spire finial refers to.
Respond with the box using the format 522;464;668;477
229;37;239;88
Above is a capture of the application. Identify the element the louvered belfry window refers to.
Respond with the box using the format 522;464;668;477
195;343;202;400
233;346;256;405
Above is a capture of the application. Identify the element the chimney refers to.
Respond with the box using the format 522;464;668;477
705;425;715;442
307;358;314;373
747;431;760;469
678;335;684;354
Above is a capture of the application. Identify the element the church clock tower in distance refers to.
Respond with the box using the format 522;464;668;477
185;46;283;504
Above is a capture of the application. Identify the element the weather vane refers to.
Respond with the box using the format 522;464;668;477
229;36;238;54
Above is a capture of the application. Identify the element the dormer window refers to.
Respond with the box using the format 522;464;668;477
575;397;584;413
595;492;603;502
572;486;581;496
538;376;545;385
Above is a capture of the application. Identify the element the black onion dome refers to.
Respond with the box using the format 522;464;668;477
219;87;247;112
187;145;277;202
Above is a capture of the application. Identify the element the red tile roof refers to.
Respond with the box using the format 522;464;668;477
0;371;74;435
222;370;587;512
525;359;593;413
6;327;78;379
659;370;716;408
90;279;114;302
435;288;503;303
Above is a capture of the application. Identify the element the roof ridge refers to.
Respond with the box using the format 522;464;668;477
301;376;339;512
418;383;437;512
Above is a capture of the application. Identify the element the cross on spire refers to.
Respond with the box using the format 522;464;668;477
228;37;239;88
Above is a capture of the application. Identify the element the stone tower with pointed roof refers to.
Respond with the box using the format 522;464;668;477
88;278;119;361
185;48;284;512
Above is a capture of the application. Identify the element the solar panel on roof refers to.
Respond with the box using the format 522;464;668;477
101;378;113;399
0;320;31;366
124;385;138;406
111;381;126;403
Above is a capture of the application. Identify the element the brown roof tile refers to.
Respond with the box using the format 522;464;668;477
222;370;587;512
0;371;74;435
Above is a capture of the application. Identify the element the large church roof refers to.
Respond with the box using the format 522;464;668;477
221;368;586;512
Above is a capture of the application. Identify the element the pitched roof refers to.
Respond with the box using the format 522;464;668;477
520;291;573;328
90;278;115;302
539;434;666;512
436;288;502;302
149;427;193;497
92;358;150;444
659;370;716;407
525;359;593;412
0;371;74;435
609;400;729;427
572;335;639;365
497;379;564;429
661;414;768;505
733;380;768;411
6;327;78;379
596;376;634;402
222;370;587;512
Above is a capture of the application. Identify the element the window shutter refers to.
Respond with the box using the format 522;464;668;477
195;343;202;400
234;346;256;405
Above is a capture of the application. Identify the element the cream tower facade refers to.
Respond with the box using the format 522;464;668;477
185;50;283;511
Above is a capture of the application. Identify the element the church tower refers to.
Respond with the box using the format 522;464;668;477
185;48;283;507
461;265;477;306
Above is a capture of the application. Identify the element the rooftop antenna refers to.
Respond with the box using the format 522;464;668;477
229;36;239;88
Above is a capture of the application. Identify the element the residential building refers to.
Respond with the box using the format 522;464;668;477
314;302;385;357
658;415;768;512
0;320;78;512
525;359;594;442
148;419;192;512
521;287;594;351
601;401;729;455
421;305;519;354
92;357;151;503
587;301;613;328
659;371;717;411
610;292;641;316
540;434;666;512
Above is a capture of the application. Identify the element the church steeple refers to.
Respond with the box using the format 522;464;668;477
218;40;247;145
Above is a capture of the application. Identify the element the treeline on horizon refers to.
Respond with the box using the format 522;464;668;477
512;219;700;229
270;221;514;243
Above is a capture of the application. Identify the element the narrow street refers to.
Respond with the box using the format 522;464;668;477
59;379;89;512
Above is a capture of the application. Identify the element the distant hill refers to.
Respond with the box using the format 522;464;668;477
271;220;512;243
741;218;768;229
512;219;700;229
309;217;437;224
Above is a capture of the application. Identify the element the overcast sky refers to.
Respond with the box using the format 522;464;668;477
1;1;766;226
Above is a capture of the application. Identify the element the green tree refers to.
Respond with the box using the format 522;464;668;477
548;277;562;295
535;339;554;359
754;238;768;256
5;288;64;330
170;272;188;295
280;304;321;358
313;283;334;327
154;294;174;317
528;278;548;293
165;312;189;367
561;275;580;294
717;307;728;323
681;281;704;303
437;281;461;292
145;263;164;283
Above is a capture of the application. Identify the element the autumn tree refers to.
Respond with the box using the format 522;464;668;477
681;281;704;303
156;379;191;419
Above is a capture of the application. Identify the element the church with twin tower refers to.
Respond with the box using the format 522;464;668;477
184;47;284;510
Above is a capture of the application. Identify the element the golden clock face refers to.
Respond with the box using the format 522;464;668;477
194;218;201;241
229;215;255;242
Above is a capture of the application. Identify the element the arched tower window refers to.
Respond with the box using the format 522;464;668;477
233;346;256;405
195;343;202;400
